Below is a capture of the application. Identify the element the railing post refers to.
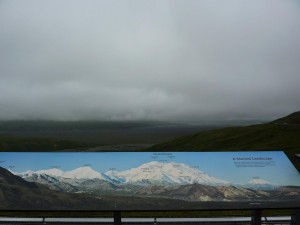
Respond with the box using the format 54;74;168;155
251;209;261;225
113;211;121;225
291;209;300;225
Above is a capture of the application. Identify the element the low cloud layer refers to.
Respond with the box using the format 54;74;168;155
1;0;300;121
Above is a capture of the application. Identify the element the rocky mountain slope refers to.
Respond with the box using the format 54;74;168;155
0;167;110;210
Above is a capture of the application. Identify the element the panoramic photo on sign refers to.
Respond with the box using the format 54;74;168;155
0;151;300;211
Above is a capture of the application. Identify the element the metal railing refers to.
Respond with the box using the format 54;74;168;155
0;216;292;225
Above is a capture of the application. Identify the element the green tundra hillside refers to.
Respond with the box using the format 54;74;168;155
149;112;300;170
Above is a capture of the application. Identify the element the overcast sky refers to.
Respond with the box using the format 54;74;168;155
0;0;300;121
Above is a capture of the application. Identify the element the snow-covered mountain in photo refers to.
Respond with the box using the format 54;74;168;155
18;168;64;178
245;178;278;190
11;161;285;198
106;161;229;186
18;166;111;181
14;161;231;193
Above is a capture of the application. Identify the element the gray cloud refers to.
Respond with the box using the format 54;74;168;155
0;0;300;121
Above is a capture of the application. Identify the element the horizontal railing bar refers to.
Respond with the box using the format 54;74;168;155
44;218;114;223
122;218;155;222
157;217;251;222
0;216;292;223
0;217;43;222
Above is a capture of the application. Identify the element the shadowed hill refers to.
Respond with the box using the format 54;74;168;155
148;112;300;170
272;111;300;125
0;166;112;210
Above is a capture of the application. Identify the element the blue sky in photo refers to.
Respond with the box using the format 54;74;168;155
0;151;299;186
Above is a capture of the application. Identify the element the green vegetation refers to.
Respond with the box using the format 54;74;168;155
272;111;300;124
149;112;300;171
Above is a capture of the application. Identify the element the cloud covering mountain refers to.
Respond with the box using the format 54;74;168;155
1;0;300;121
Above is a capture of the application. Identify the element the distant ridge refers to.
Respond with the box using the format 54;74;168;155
149;112;300;170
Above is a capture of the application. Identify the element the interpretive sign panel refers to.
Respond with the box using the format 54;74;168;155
0;151;300;211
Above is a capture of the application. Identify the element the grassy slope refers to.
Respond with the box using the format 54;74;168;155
149;112;300;171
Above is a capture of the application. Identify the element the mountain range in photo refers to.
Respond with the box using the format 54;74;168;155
1;151;300;210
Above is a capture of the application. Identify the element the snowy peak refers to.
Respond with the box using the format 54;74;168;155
38;168;64;177
18;168;64;178
18;166;110;181
114;161;229;185
248;178;270;185
246;178;277;190
63;166;104;180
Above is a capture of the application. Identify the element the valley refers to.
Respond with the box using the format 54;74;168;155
0;120;232;151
